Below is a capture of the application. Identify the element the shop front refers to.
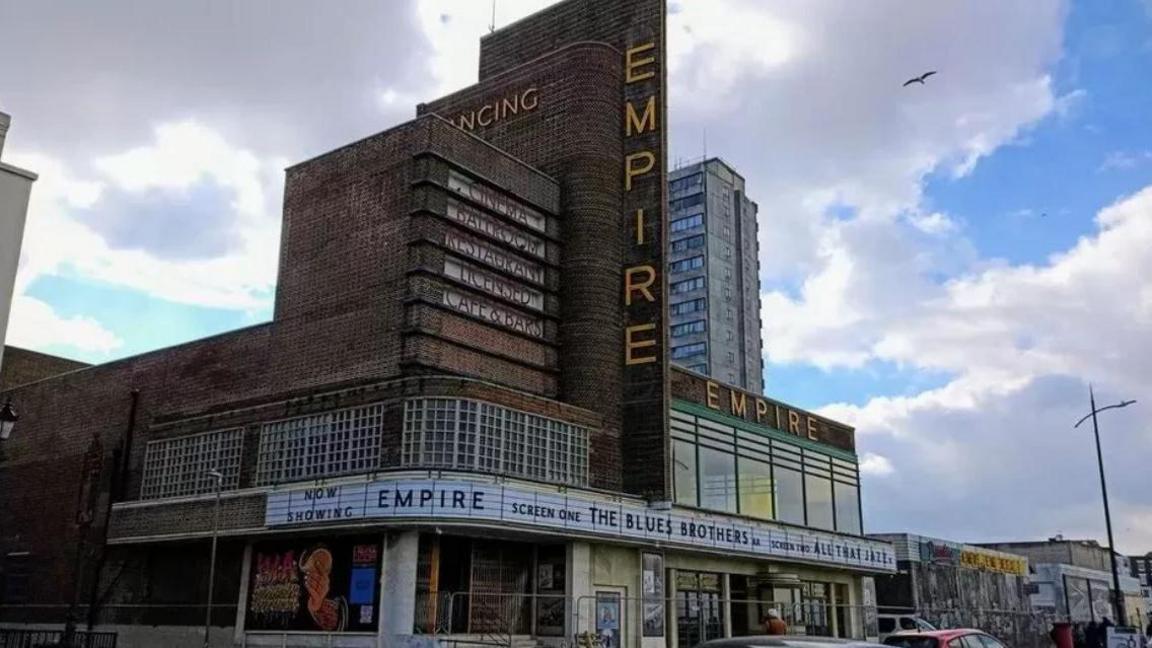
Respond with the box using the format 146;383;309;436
223;470;896;648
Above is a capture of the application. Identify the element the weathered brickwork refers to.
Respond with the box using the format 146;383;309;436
0;345;89;390
420;43;629;492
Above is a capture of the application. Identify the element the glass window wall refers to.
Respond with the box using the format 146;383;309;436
670;408;862;534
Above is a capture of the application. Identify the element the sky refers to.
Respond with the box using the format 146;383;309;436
1;0;1150;552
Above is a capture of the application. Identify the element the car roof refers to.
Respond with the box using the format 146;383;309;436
698;637;888;648
889;630;987;641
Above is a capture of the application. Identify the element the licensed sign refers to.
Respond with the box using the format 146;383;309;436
265;477;896;572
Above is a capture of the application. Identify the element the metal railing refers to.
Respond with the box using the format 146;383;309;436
0;628;117;648
412;592;877;648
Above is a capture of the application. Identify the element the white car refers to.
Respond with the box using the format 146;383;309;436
877;615;937;640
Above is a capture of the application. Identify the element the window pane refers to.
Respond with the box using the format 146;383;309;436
698;446;737;513
141;428;244;499
805;474;834;531
976;636;1004;648
775;466;805;524
737;457;773;520
400;398;589;487
673;440;698;506
834;482;862;534
962;636;985;648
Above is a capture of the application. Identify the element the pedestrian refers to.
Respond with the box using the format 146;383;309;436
762;609;788;635
1073;623;1087;648
1101;618;1114;646
1087;621;1101;648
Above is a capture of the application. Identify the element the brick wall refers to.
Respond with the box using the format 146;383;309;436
420;43;628;492
0;346;88;390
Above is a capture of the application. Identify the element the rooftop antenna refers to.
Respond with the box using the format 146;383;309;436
702;127;708;163
490;0;496;33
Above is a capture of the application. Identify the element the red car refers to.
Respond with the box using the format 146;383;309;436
883;629;1009;648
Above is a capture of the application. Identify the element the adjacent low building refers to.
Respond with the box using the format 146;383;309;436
868;534;1045;648
1127;553;1152;621
0;112;37;376
980;539;1145;628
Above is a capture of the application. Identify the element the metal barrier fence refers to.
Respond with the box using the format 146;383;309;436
0;628;117;648
415;592;878;647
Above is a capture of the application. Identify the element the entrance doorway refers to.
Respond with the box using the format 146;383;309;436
676;571;725;648
415;534;566;638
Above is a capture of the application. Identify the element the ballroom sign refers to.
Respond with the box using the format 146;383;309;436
265;477;896;572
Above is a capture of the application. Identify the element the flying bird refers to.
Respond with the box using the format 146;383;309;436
903;71;938;87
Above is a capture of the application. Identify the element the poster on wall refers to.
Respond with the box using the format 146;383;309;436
246;536;381;632
535;548;566;636
1065;576;1092;623
861;577;879;641
641;553;665;637
596;592;621;648
1089;580;1113;622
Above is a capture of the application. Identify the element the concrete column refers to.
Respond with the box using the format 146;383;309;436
380;531;420;642
722;574;732;638
567;542;593;637
232;543;253;645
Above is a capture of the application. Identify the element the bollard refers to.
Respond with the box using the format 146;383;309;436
1052;622;1074;648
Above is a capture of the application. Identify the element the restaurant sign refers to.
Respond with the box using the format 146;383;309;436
265;477;896;572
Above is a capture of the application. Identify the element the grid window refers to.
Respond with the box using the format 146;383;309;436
671;298;706;315
255;403;385;485
672;342;707;359
670;256;705;273
670;173;703;194
671;277;706;294
671;214;704;233
671;235;706;253
402;398;589;487
141;429;244;499
670;193;705;212
671;320;707;337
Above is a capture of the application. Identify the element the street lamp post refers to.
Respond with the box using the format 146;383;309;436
0;399;18;460
0;398;17;441
1074;385;1136;626
203;469;224;648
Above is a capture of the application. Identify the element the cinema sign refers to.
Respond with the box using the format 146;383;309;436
265;476;897;573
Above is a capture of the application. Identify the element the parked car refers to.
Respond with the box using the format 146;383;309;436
695;636;889;648
883;629;1009;648
877;615;937;639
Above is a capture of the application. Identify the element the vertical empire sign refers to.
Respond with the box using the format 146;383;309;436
620;0;670;497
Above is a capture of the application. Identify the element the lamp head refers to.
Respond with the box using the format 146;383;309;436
0;399;18;441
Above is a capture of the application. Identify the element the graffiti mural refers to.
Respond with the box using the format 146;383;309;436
246;536;380;632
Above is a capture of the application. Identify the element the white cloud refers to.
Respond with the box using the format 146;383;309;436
859;453;894;477
1097;149;1152;173
10;121;282;311
808;185;1152;551
5;295;122;355
907;211;959;236
415;0;557;96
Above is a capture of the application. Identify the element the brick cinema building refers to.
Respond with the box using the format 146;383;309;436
0;1;895;646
